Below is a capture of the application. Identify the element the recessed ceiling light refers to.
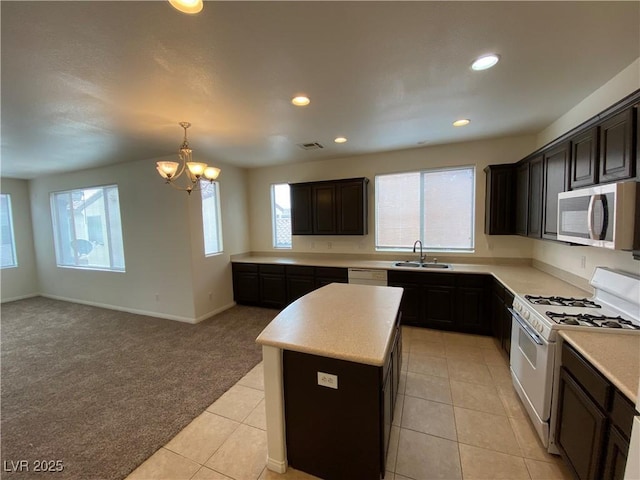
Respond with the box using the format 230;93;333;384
453;119;470;127
168;0;203;14
334;137;347;144
291;96;310;106
471;54;500;71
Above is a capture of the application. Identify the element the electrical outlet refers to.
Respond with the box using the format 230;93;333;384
327;241;332;249
155;293;160;301
580;256;586;269
317;372;338;389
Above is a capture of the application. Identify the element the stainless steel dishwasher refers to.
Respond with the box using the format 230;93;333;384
347;268;388;286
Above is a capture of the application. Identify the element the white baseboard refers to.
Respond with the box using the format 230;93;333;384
1;293;39;304
39;293;215;324
194;302;237;323
266;456;287;474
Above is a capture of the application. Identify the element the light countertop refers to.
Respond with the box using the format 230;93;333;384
234;255;591;297
256;283;403;366
559;330;640;405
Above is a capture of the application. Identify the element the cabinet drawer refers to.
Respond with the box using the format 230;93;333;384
315;267;347;281
232;263;258;273
422;273;455;286
388;271;421;285
457;273;489;288
286;265;315;277
610;390;636;440
259;264;285;275
562;342;610;410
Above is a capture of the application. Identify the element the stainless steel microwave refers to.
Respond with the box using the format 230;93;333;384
557;181;637;249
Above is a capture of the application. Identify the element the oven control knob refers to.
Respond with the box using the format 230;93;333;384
538;324;544;333
523;310;530;320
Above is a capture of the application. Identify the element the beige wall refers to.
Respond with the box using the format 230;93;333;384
1;178;38;301
189;165;251;320
532;57;640;280
27;155;249;322
247;135;537;261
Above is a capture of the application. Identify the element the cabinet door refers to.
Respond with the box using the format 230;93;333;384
570;128;599;189
381;362;392;474
556;368;607;480
290;184;313;235
232;264;260;305
543;143;569;240
602;425;629;480
599;108;636;183
336;180;367;234
515;161;530;236
312;184;336;234
393;283;422;326
286;276;316;304
501;292;514;355
423;285;456;330
456;286;487;334
491;291;503;343
259;274;287;308
485;165;515;235
528;155;544;238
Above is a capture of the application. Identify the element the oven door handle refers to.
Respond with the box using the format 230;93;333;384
508;308;543;345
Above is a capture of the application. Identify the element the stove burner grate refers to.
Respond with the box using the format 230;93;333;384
545;311;640;329
525;295;601;308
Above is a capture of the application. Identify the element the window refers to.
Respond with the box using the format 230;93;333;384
51;185;125;271
271;183;292;249
375;166;475;251
201;181;223;255
1;194;17;268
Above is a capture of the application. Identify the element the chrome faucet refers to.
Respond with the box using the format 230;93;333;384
412;240;425;264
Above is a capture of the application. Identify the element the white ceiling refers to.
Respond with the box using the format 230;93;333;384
1;1;639;179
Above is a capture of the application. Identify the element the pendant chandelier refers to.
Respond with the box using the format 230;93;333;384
156;122;220;195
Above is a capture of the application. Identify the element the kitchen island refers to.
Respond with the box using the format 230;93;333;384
256;282;403;479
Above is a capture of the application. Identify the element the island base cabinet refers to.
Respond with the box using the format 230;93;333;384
283;351;381;479
282;329;401;479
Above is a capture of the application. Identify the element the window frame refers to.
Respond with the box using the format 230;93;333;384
50;184;126;272
201;180;224;256
374;165;476;253
271;183;292;250
1;193;18;269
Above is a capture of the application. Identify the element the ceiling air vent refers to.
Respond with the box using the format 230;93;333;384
297;142;324;151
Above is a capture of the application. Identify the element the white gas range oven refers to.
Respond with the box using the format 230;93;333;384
508;267;640;454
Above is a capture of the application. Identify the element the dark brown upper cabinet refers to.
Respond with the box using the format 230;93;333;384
290;183;314;235
542;142;570;240
570;127;599;189
599;108;636;183
290;178;368;235
515;160;530;236
484;164;516;235
528;155;544;239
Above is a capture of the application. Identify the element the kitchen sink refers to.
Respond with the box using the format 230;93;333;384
394;261;451;269
394;261;422;268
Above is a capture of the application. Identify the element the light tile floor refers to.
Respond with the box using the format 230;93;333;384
126;327;573;480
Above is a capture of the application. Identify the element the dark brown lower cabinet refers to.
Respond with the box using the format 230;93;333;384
388;271;491;335
283;317;401;479
556;368;607;480
232;263;347;309
490;279;513;356
555;343;636;480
